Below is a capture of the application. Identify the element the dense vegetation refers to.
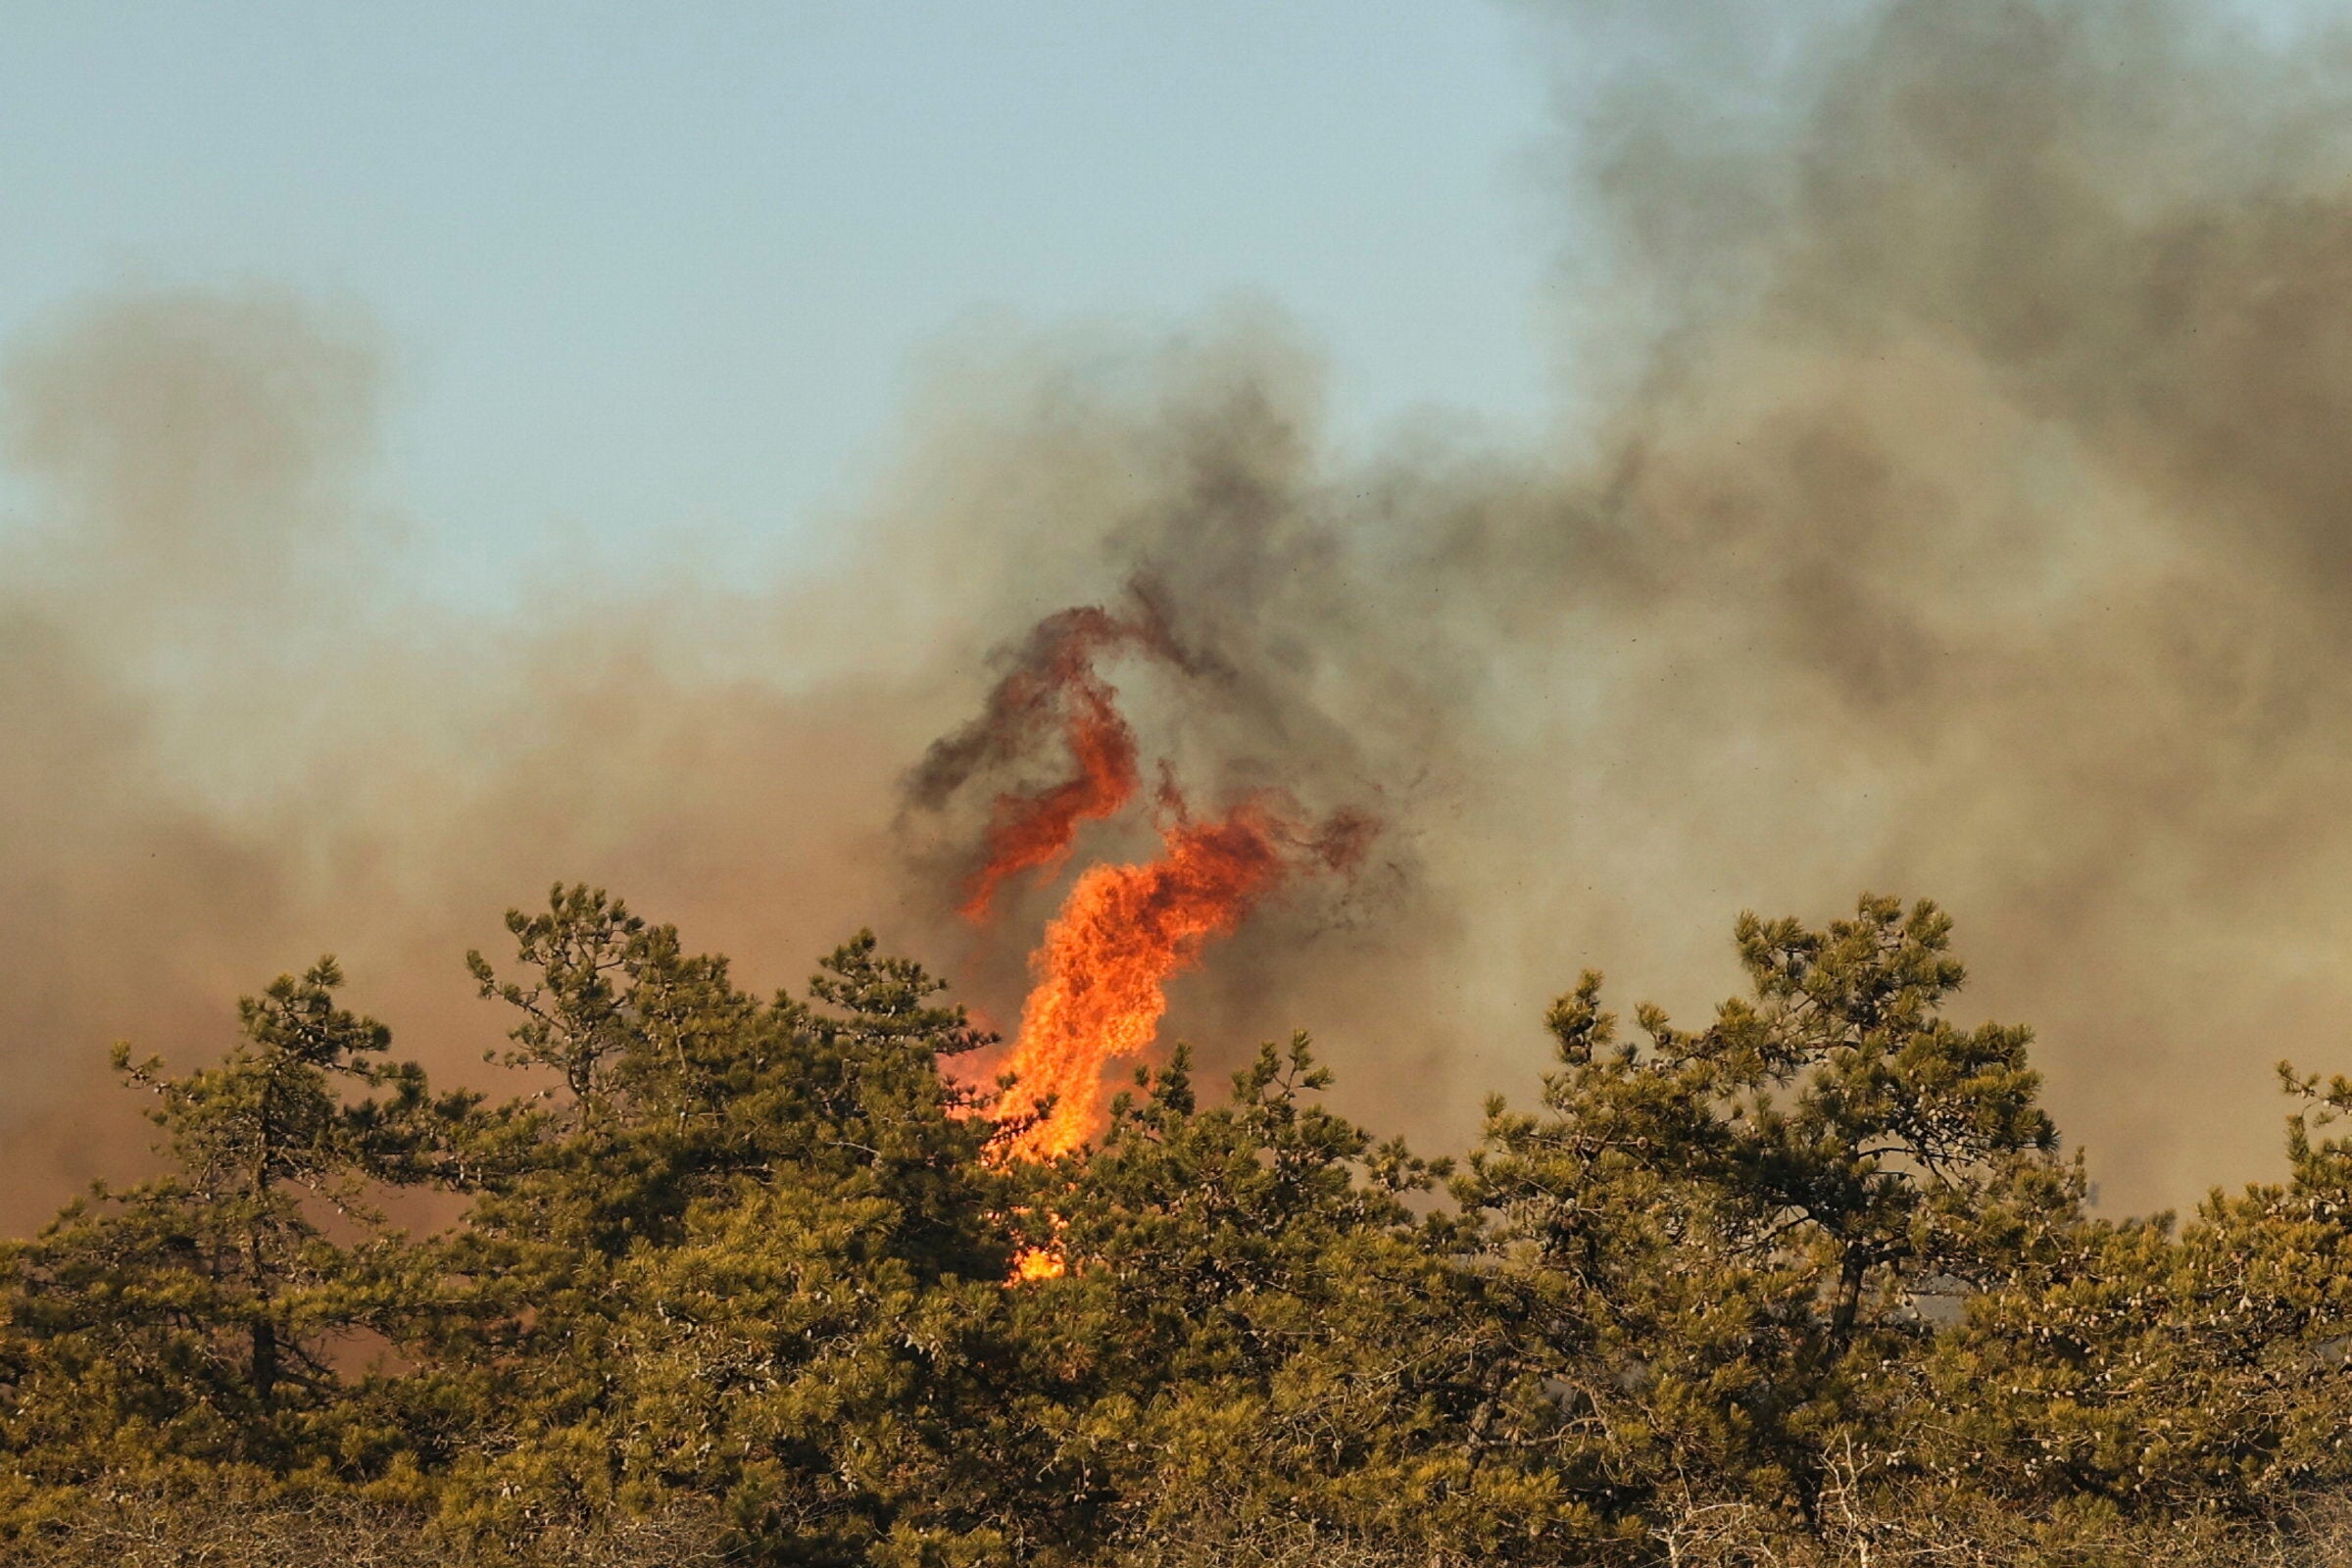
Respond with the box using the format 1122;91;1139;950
8;886;2352;1566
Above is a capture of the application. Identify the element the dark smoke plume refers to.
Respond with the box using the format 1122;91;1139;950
8;0;2352;1221
907;600;1208;920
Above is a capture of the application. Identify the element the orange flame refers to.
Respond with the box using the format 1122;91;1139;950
959;670;1137;920
924;601;1376;1168
989;798;1328;1160
914;604;1193;922
1012;1247;1067;1282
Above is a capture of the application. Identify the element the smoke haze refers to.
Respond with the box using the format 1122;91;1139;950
8;0;2352;1220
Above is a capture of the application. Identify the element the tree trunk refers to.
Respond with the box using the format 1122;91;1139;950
1829;1247;1868;1355
252;1316;278;1408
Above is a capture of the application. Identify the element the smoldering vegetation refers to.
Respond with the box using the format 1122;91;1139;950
8;0;2352;1218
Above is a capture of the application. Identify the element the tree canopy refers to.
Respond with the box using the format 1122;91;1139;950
3;886;2350;1567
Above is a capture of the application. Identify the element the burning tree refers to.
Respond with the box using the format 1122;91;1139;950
913;600;1378;1160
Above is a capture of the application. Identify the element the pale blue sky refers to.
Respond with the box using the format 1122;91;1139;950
0;2;1559;603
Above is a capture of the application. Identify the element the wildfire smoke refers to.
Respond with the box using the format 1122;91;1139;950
908;603;1197;921
18;0;2352;1230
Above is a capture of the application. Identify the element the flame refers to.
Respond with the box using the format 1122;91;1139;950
959;667;1138;920
925;600;1377;1168
1012;1247;1066;1282
935;605;1189;921
988;799;1298;1160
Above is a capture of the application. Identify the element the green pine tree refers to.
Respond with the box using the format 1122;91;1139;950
0;958;437;1504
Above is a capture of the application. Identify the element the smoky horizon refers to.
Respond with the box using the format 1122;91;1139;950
8;0;2352;1224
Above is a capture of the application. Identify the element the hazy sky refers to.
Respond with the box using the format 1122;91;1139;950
0;2;1556;605
13;0;2352;1217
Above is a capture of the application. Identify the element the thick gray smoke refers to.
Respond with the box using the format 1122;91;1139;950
5;0;2351;1222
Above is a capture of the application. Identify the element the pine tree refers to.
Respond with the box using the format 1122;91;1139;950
416;888;1030;1564
1014;1037;1546;1565
1457;895;2082;1548
0;959;434;1495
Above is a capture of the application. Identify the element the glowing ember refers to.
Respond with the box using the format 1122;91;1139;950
1012;1247;1066;1282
